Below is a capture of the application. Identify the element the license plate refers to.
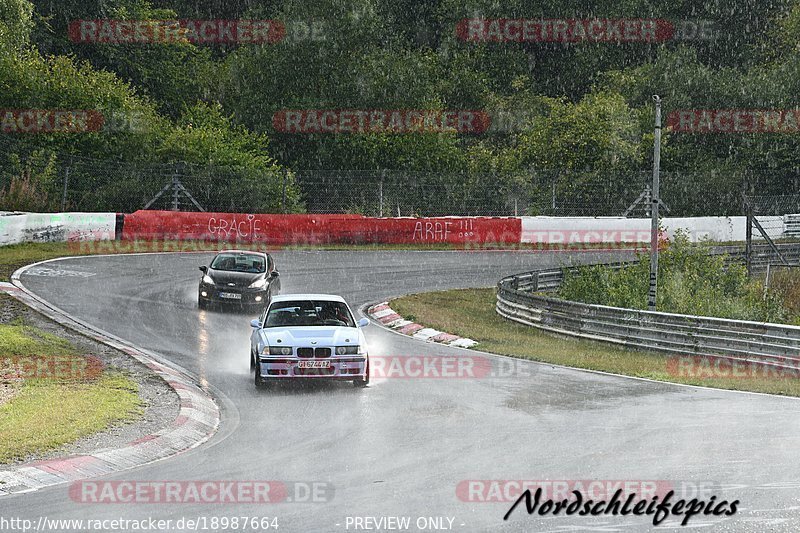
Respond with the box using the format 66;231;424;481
219;292;242;299
298;360;331;368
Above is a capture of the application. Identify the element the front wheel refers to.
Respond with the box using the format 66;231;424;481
254;363;268;389
198;298;208;310
250;349;256;370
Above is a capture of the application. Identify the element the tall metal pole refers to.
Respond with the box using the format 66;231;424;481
172;175;179;211
648;95;662;311
282;168;287;214
743;178;752;276
379;170;384;218
60;162;70;212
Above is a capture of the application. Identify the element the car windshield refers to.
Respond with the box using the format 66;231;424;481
210;253;265;273
264;300;355;328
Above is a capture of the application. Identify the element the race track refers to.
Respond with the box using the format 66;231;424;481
3;250;800;532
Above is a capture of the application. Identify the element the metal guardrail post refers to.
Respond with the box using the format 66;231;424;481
282;168;288;214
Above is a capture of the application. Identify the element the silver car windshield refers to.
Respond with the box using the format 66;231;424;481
264;300;355;328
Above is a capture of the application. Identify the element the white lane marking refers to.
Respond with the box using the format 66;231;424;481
24;267;95;278
754;481;800;489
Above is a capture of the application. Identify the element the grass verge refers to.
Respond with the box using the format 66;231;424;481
391;288;800;397
0;320;141;463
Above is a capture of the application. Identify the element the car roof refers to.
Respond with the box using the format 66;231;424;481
270;294;347;304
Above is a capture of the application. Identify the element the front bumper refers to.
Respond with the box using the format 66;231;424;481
199;285;268;305
257;356;367;379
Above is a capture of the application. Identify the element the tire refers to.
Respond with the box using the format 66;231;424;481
254;363;267;389
250;349;256;371
198;298;208;310
353;359;370;388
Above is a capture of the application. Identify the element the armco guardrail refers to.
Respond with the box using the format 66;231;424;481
496;244;800;371
786;214;800;237
718;243;800;271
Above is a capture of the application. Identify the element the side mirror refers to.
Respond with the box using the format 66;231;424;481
357;317;370;328
199;266;208;273
250;319;261;329
270;270;280;278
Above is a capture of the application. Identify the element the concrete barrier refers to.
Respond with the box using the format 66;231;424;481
521;215;785;244
0;212;116;246
120;210;523;245
0;210;795;247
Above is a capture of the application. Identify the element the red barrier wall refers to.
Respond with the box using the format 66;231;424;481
121;211;522;245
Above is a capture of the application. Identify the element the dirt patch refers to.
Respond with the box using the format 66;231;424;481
0;382;20;407
0;347;23;407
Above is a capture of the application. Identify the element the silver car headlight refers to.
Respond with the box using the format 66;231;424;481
249;278;268;289
268;346;293;356
202;274;214;284
336;346;360;355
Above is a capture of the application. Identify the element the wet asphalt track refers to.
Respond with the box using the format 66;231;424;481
3;250;800;532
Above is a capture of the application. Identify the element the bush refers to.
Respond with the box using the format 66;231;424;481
559;231;790;323
0;151;58;211
766;268;800;325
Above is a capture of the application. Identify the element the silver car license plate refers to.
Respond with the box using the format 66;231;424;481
219;292;242;299
298;360;330;368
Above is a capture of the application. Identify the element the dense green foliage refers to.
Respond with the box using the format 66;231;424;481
559;232;791;322
0;0;799;212
764;267;800;323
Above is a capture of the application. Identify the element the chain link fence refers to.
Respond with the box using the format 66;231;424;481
2;151;800;217
294;169;800;218
742;194;800;273
746;193;800;243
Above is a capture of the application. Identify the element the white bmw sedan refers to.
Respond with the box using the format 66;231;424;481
250;294;370;388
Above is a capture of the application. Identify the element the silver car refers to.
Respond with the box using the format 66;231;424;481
250;294;370;388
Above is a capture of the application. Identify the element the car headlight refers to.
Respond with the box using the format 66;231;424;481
336;346;360;355
249;278;268;289
268;346;293;356
202;274;214;285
